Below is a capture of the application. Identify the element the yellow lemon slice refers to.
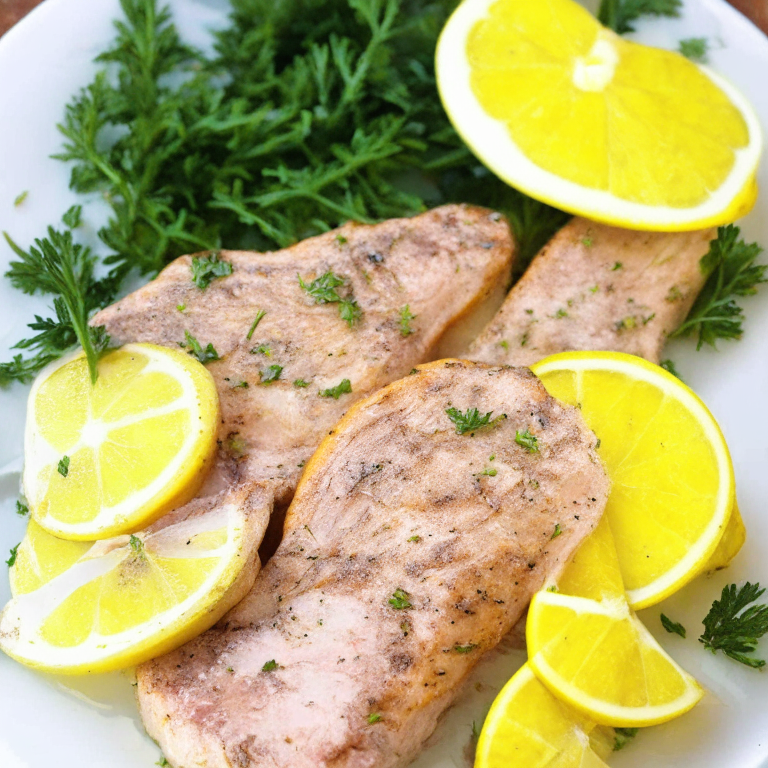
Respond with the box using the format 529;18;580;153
0;493;264;674
476;663;612;768
436;0;762;231
527;517;703;727
24;343;219;540
531;351;735;609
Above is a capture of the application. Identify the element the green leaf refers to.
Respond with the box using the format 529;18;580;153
515;429;540;454
184;330;219;364
598;0;681;35
320;378;352;399
446;407;506;436
191;252;233;290
661;613;686;638
679;37;709;63
259;364;283;384
388;588;412;609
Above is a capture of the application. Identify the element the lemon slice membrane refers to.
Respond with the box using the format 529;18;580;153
532;352;735;609
0;499;259;674
436;0;762;230
24;344;219;540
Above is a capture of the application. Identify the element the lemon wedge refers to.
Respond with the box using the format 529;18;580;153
24;344;219;540
476;663;611;768
531;351;735;610
0;487;266;674
436;0;762;230
527;517;703;727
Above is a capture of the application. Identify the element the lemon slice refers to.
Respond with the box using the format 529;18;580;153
527;517;703;727
24;343;219;540
531;351;734;609
0;492;264;674
476;663;611;768
436;0;762;230
704;500;746;573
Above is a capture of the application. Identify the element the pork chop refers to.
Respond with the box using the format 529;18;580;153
136;359;609;768
93;205;514;507
468;218;714;367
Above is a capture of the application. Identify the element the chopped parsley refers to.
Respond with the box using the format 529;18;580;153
156;757;169;767
16;499;29;516
246;309;266;340
613;727;639;751
551;523;563;540
58;455;70;477
408;535;421;543
480;468;497;477
679;37;709;63
191;252;233;290
298;271;361;327
453;643;478;654
5;543;20;568
389;588;412;610
293;379;310;388
262;659;279;672
259;364;283;384
398;305;416;337
515;429;540;454
320;379;352;399
184;330;219;363
446;407;505;436
598;0;681;34
581;236;593;248
13;191;28;207
176;303;186;312
367;713;382;724
129;534;145;556
700;582;768;668
251;344;271;356
660;359;683;380
554;308;568;319
661;613;686;638
672;225;766;350
611;261;623;271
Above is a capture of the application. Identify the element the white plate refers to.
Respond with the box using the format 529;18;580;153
1;1;767;766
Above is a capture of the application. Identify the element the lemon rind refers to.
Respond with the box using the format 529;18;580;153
531;352;735;610
435;0;763;231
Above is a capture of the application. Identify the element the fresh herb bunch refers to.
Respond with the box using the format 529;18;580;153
700;582;768;668
672;225;766;349
598;0;682;34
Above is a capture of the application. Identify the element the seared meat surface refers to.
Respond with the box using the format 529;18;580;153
468;218;714;366
137;360;608;768
94;205;513;505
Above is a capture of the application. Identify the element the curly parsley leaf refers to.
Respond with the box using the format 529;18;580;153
320;378;352;399
661;613;686;638
191;252;233;290
446;407;505;436
5;543;20;568
184;330;219;364
700;582;768;668
259;364;283;384
515;428;540;454
679;37;709;63
299;271;360;327
399;305;416;337
389;588;412;609
598;0;682;34
672;225;766;350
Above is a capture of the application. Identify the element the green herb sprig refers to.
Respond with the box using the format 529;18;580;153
598;0;681;34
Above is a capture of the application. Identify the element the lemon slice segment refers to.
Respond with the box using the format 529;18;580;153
0;493;263;674
24;344;219;540
527;518;703;727
436;0;762;230
531;351;734;609
476;663;610;768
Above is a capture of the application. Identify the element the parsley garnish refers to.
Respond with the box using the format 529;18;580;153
454;643;478;654
259;364;283;384
700;582;768;668
598;0;681;34
14;191;28;207
671;226;766;349
16;499;29;516
551;523;563;539
660;359;683;380
446;407;505;436
299;271;361;327
58;456;71;477
156;757;169;767
661;613;686;638
367;713;382;724
251;344;271;357
515;429;540;454
184;330;219;363
320;379;352;399
6;543;20;568
611;261;623;271
389;588;412;610
399;305;416;337
679;37;709;63
191;252;232;290
293;379;309;388
262;659;278;672
480;468;497;477
408;535;421;542
246;309;266;340
62;205;83;229
613;727;639;751
129;534;145;557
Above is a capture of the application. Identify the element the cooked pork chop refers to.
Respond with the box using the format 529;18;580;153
468;218;714;367
93;205;514;506
137;359;609;768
